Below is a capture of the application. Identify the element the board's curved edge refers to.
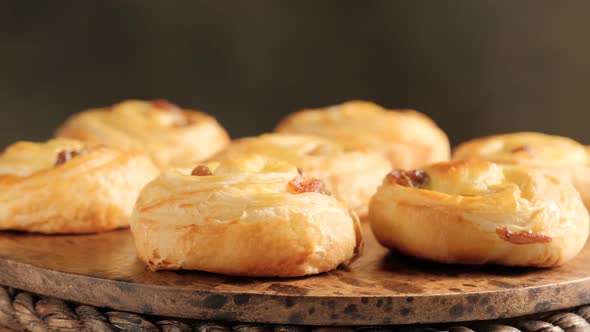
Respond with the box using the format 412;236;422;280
1;257;589;326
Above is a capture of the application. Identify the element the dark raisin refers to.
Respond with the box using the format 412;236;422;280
55;150;83;166
510;145;533;153
385;169;429;188
496;227;551;244
151;99;189;126
287;175;330;195
151;99;180;112
191;165;212;176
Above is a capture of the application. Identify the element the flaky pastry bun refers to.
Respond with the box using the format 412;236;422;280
131;155;363;277
55;99;230;168
369;159;589;267
274;100;450;168
453;132;590;209
212;133;390;218
0;138;159;234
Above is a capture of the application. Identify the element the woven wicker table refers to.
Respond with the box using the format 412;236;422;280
1;223;590;332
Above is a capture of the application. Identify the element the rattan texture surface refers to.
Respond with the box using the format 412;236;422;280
2;286;590;332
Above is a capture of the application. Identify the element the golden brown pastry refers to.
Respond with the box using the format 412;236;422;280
131;155;363;277
274;100;450;168
212;133;390;218
0;138;159;234
453;132;590;209
55;99;230;168
369;159;589;267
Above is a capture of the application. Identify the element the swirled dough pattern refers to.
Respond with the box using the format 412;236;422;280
369;159;589;267
55;99;230;168
0;138;159;234
454;132;590;209
275;100;450;168
131;155;363;277
212;133;390;218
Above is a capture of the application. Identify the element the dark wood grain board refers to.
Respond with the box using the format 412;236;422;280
0;223;589;326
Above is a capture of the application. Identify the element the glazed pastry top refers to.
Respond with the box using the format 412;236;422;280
213;133;389;173
277;101;441;146
136;155;341;227
55;99;230;168
382;160;584;240
215;133;345;161
275;100;450;167
453;132;589;168
0;138;86;176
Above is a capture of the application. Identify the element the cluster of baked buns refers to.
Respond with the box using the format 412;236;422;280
0;99;587;277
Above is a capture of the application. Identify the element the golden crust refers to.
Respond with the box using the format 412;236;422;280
453;132;590;209
212;133;390;218
131;155;363;277
55;99;230;168
274;100;450;168
369;159;589;267
0;138;159;234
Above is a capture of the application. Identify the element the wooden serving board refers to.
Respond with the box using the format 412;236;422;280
0;223;589;326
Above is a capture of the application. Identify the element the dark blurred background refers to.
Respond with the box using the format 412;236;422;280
1;1;589;149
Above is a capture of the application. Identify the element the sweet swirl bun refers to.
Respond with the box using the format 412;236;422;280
0;138;159;234
131;155;363;277
212;133;390;218
453;132;590;209
274;100;450;168
55;99;230;168
369;159;589;267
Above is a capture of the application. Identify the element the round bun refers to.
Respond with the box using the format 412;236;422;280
212;133;390;218
55;99;230;168
0;138;159;234
131;155;363;277
369;159;589;267
274;100;450;168
453;132;590;209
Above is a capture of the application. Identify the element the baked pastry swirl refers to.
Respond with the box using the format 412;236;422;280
369;159;589;267
131;155;363;277
453;132;590;209
55;99;230;168
212;133;390;218
274;100;450;168
0;138;159;234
